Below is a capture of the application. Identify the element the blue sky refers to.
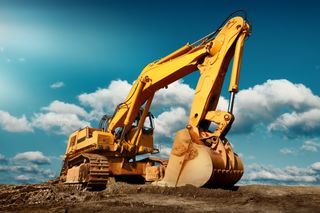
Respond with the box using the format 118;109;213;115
0;0;320;184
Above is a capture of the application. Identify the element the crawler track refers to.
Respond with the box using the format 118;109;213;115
61;153;110;188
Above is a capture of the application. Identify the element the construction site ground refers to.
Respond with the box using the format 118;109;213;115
0;181;319;213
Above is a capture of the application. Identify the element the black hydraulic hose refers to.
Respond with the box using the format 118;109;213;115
191;10;248;46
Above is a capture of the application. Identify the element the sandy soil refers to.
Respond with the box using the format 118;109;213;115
0;182;319;213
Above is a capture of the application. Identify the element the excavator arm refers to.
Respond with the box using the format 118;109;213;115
107;17;250;148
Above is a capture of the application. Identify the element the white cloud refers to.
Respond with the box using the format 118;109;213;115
154;107;188;138
13;151;50;165
238;79;320;111
269;109;320;137
32;112;89;135
78;80;132;118
153;80;194;110
280;148;295;155
42;100;88;118
50;81;65;89
216;96;229;111
242;163;320;185
31;100;90;135
301;140;320;152
311;162;320;171
232;79;320;136
0;110;33;133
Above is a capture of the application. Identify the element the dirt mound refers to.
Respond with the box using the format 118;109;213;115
0;182;319;213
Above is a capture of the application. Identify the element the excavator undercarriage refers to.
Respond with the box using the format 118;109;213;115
59;11;251;189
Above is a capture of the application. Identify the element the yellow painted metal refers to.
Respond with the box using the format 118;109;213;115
156;44;193;64
64;127;116;158
132;94;154;147
203;110;234;138
127;128;154;155
188;17;246;128
228;29;248;93
120;79;146;141
136;132;154;154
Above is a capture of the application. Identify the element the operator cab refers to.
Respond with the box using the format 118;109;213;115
100;108;155;140
132;109;155;135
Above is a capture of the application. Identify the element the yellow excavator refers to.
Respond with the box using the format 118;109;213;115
59;12;251;188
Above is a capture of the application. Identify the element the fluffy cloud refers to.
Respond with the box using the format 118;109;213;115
154;107;188;138
300;140;320;152
32;112;89;135
216;96;229;111
78;80;132;118
152;80;194;110
0;101;89;136
32;100;90;135
269;109;320;137
242;162;320;185
50;81;64;89
311;162;320;171
0;110;33;133
232;79;320;136
13;151;51;165
42;100;88;118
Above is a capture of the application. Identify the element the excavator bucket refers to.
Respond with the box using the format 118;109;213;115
157;129;243;187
